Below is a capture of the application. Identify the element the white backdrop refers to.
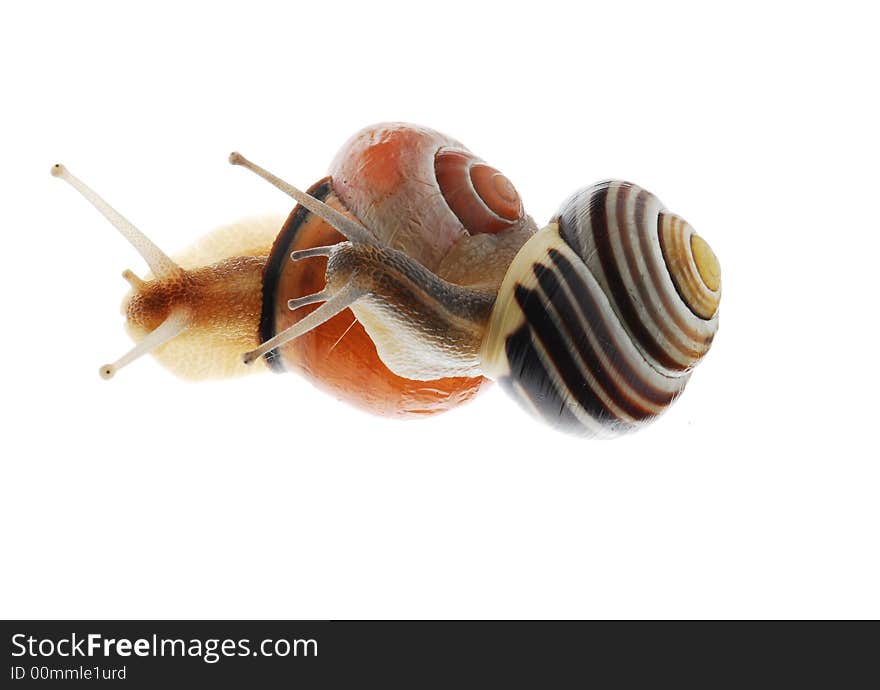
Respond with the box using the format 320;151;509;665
3;1;878;619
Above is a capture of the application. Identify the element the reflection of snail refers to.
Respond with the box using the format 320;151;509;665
52;122;720;436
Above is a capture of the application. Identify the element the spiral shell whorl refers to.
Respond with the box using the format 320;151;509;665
434;148;524;235
556;181;719;375
482;181;720;437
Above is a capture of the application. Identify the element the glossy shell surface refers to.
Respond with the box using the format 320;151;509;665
483;181;720;436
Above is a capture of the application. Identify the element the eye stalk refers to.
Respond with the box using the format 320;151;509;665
51;163;195;378
228;152;378;247
51;163;181;279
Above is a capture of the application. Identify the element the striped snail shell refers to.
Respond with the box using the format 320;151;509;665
482;181;721;437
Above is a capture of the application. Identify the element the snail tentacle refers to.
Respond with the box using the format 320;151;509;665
291;246;335;261
284;241;498;380
242;282;365;365
99;308;192;380
51;163;181;279
287;291;331;311
247;238;498;375
229;151;378;247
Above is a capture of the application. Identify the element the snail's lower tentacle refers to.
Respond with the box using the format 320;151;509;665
245;239;495;377
287;291;330;311
291;246;336;261
288;242;497;381
242;283;364;365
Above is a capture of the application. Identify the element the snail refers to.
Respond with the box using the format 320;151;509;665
52;122;720;437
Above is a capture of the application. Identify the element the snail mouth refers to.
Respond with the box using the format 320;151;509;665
658;213;721;320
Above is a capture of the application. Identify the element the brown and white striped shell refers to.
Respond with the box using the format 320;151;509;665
481;181;721;437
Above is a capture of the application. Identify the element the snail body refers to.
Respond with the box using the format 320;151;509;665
53;123;720;436
262;124;535;415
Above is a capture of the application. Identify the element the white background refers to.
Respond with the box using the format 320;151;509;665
2;1;878;619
